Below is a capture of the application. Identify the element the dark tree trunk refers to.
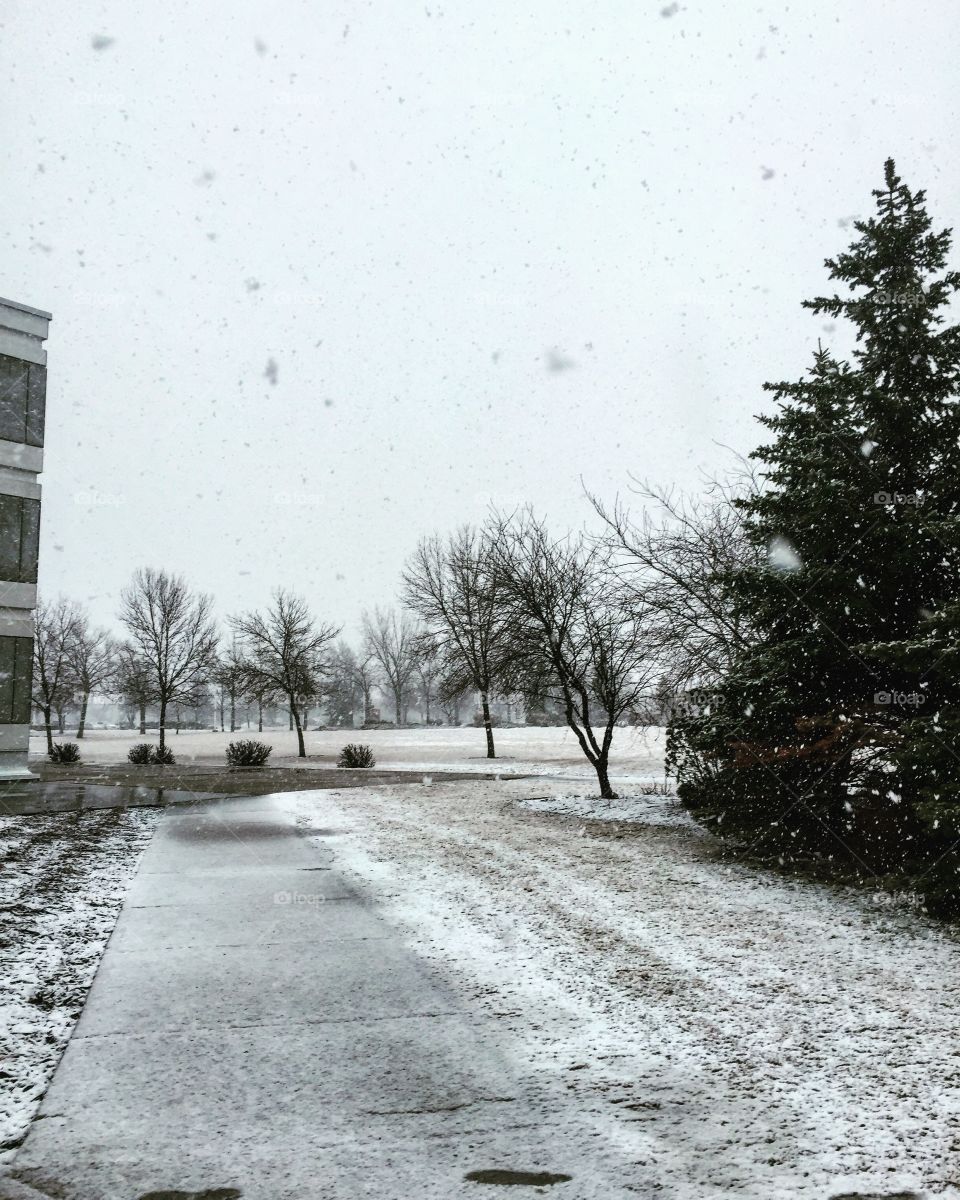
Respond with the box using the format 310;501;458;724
43;705;54;754
139;703;146;735
559;691;615;799
291;699;306;757
77;690;89;739
481;690;496;758
258;700;263;733
288;708;293;731
230;688;236;733
394;689;402;724
594;754;617;800
158;698;167;752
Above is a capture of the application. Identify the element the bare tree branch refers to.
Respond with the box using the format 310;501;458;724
488;509;658;798
119;568;219;752
361;607;418;726
232;590;339;757
402;526;508;756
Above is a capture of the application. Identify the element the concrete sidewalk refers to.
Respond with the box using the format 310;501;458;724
6;794;631;1200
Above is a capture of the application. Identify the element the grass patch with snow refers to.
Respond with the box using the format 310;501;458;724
0;807;159;1160
514;785;697;829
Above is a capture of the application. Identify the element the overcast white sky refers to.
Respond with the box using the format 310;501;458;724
2;0;958;639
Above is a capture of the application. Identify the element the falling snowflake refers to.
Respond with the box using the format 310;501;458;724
767;536;802;572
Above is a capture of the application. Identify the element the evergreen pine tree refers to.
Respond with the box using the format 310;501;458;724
671;161;960;908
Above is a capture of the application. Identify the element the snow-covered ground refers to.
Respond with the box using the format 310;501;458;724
516;787;697;829
9;748;959;1195
293;777;960;1199
29;724;668;781
0;808;159;1161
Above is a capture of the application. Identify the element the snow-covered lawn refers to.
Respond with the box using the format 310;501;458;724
293;777;960;1199
515;787;697;829
0;808;159;1161
29;724;667;781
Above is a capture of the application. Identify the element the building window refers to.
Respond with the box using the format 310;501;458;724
0;635;33;724
0;493;41;583
0;354;46;447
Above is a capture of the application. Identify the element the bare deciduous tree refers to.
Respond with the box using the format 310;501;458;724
232;590;339;757
491;510;657;799
211;640;246;733
68;611;117;738
362;607;418;726
350;649;378;726
323;641;362;728
589;476;759;703
33;597;82;754
119;568;219;751
402;526;507;757
114;644;155;733
411;631;443;725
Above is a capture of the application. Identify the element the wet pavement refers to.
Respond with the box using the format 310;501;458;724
1;770;521;816
0;781;223;816
6;792;629;1200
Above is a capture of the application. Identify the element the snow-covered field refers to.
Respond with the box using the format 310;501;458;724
0;808;159;1161
29;724;668;781
294;777;960;1198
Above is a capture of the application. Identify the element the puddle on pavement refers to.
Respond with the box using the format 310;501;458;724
465;1169;573;1186
0;781;213;815
166;819;294;841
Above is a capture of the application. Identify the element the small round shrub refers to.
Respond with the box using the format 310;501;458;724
226;739;272;767
48;742;81;764
337;743;375;769
152;745;175;766
127;743;154;764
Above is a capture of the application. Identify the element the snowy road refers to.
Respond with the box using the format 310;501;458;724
294;778;960;1199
